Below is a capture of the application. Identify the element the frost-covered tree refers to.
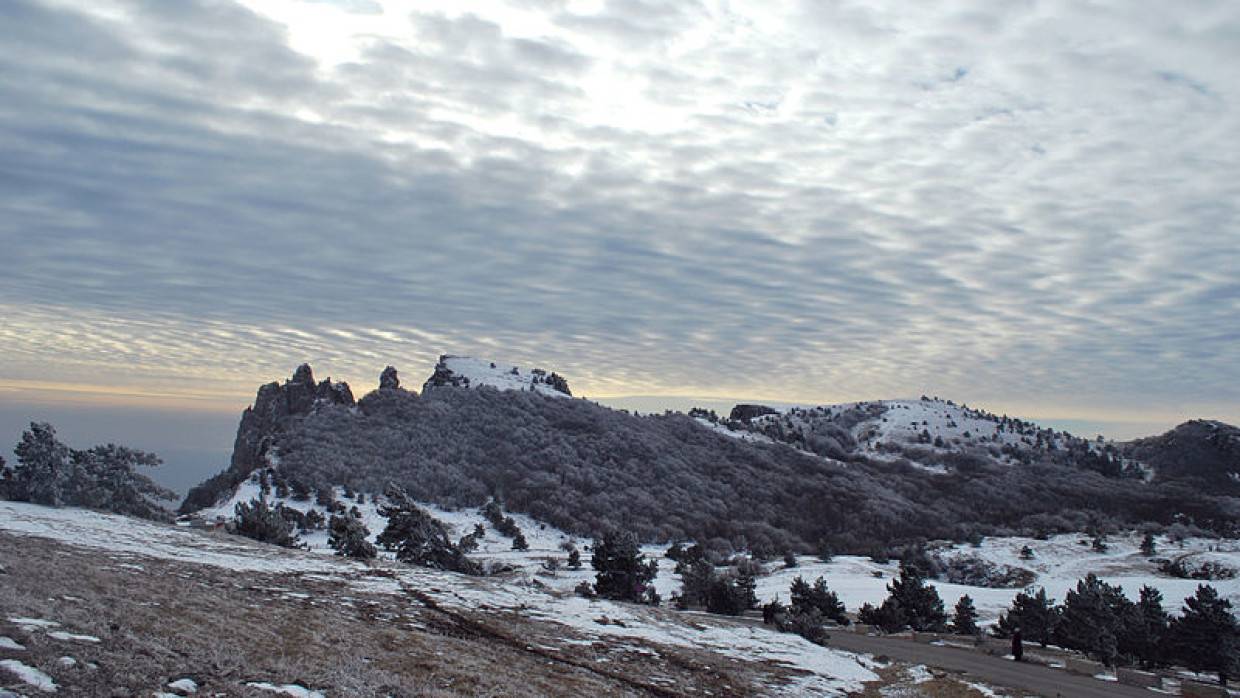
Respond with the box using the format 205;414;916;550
328;513;376;559
10;422;71;506
234;498;299;547
591;529;657;603
376;485;477;574
4;423;174;520
69;444;176;520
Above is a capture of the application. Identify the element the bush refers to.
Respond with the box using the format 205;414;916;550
233;498;300;548
376;485;478;574
328;513;377;559
591;530;657;603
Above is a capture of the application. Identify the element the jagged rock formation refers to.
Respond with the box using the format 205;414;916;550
730;404;778;423
180;364;354;513
380;365;401;391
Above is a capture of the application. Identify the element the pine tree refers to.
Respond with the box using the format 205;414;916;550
1054;574;1131;665
1119;585;1169;669
1169;584;1239;684
234;497;299;548
678;559;716;607
858;600;907;633
996;587;1057;647
567;548;582;569
11;422;71;506
1140;533;1157;557
512;530;529;551
886;562;947;632
376;485;477;574
789;576;847;625
328;513;376;559
591;530;657;603
952;595;979;635
705;574;750;615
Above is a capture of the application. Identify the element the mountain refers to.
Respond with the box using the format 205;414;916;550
711;397;1126;477
1122;419;1240;493
182;359;1240;554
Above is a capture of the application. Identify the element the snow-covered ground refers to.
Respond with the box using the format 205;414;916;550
745;397;1108;468
425;355;572;398
0;500;878;695
757;533;1240;624
200;479;1240;626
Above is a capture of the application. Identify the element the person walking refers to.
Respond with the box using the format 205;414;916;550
1011;627;1024;662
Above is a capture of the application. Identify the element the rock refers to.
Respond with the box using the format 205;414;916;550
284;363;318;415
729;404;778;423
380;366;400;390
316;379;355;406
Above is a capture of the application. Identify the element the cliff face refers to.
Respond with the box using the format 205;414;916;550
180;364;355;512
230;363;356;473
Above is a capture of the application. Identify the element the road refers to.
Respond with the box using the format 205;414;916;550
697;612;1159;698
819;630;1153;698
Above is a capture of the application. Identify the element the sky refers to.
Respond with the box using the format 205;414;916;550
2;0;1239;489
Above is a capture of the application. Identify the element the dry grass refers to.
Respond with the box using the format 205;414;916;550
0;532;791;697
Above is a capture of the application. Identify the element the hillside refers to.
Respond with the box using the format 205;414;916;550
181;360;1240;555
711;398;1126;476
1122;420;1240;493
0;501;884;697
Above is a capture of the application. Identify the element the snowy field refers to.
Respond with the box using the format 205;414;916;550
757;533;1240;625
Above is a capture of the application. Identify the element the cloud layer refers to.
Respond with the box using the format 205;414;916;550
1;0;1238;423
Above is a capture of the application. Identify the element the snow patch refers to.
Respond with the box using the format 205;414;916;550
0;637;24;650
245;682;325;697
9;618;59;630
427;356;571;398
0;659;57;692
46;631;100;643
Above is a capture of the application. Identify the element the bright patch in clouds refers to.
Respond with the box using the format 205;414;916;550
0;0;1238;429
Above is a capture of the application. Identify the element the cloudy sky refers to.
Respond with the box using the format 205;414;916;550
2;0;1239;468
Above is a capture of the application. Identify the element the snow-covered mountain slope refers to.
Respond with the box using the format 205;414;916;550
422;355;572;397
719;396;1125;475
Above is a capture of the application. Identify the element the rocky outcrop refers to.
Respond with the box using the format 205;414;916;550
423;356;469;389
729;404;778;423
179;364;354;513
379;366;401;390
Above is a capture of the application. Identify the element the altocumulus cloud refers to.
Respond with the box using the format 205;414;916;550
0;0;1238;422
